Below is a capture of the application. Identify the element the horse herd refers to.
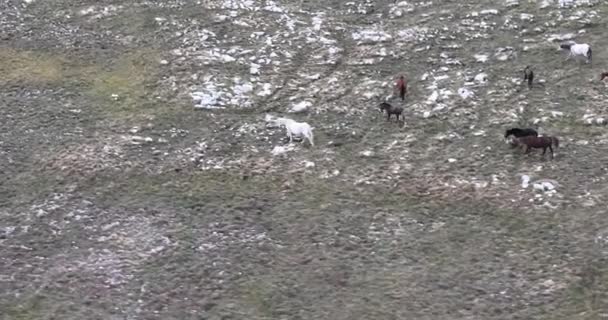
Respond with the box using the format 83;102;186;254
267;40;602;161
375;40;600;161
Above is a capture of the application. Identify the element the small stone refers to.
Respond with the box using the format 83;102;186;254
360;150;374;157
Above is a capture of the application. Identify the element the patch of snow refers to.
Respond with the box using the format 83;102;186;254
426;91;439;104
360;150;375;157
506;0;519;7
474;54;489;62
250;63;260;75
472;130;485;136
352;29;393;44
303;161;315;168
520;13;534;21
521;175;530;188
233;82;253;96
263;0;284;12
302;73;321;80
192;86;224;109
271;145;295;156
547;33;576;42
533;181;556;192
474;73;488;83
480;9;499;15
257;83;273;97
312;15;324;31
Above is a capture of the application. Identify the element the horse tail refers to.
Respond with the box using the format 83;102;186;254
310;130;315;146
308;129;314;146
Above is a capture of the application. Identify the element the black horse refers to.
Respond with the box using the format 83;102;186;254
505;127;538;139
378;102;403;121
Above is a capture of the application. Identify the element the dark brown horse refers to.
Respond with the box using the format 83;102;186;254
513;135;559;159
600;71;608;81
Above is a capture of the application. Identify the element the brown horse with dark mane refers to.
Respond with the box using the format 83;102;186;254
513;135;559;159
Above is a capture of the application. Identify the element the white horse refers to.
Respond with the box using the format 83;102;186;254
560;42;592;64
274;117;314;146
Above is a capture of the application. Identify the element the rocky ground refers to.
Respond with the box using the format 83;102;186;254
2;0;608;319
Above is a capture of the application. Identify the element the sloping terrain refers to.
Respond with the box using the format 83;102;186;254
1;0;608;319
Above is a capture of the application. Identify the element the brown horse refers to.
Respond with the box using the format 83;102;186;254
513;135;559;159
600;71;608;81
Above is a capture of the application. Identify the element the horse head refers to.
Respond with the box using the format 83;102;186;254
378;102;391;112
504;128;518;138
559;43;573;51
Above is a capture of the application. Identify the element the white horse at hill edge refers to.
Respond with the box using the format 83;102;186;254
560;42;592;64
274;117;314;146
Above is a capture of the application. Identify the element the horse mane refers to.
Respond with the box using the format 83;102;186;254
505;128;522;137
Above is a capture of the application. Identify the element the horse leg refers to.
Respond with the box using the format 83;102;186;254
549;145;553;159
387;113;391;121
524;145;530;154
542;147;547;156
565;52;572;61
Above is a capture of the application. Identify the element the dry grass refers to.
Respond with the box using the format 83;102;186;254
0;48;64;85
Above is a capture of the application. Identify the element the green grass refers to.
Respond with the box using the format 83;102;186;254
2;294;50;320
0;48;64;85
547;260;608;320
87;49;164;120
0;46;173;122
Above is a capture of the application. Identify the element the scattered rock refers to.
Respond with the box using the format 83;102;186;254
474;54;489;63
474;73;488;83
289;101;312;113
271;145;295;156
521;175;530;188
359;150;375;157
458;88;474;99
